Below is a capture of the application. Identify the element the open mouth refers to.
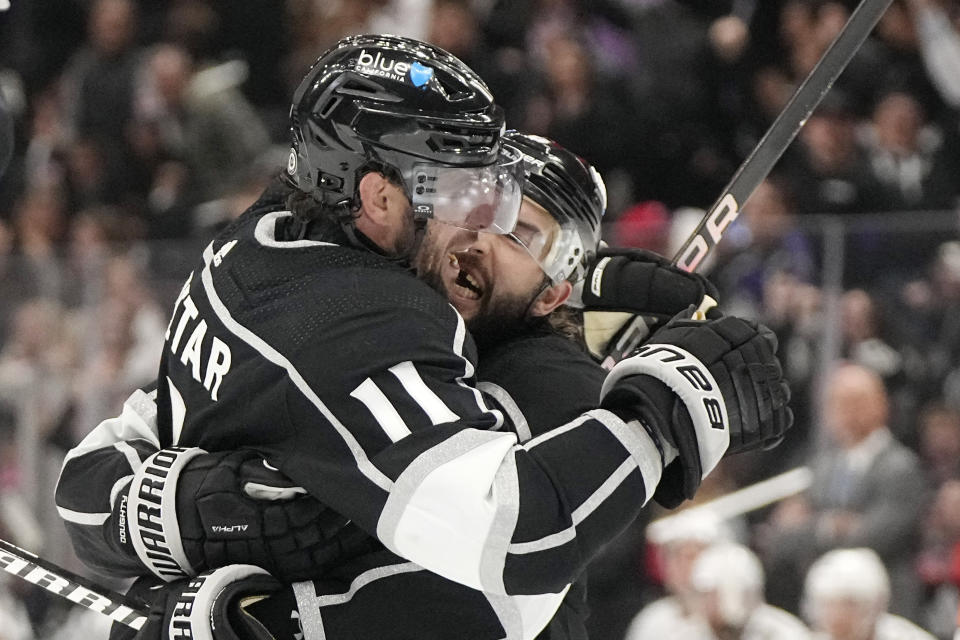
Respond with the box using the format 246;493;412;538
449;253;485;301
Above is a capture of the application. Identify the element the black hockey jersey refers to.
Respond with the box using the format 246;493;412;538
56;195;664;639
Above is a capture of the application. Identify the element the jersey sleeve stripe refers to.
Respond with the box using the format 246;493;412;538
507;457;637;556
522;413;592;450
478;446;520;596
114;441;144;473
377;429;520;593
388;361;460;425
596;411;663;503
56;506;110;526
199;242;392;491
477;382;531;442
108;476;133;510
485;589;570;640
292;562;426;640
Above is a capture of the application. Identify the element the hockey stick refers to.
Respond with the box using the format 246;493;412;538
601;0;894;367
0;538;148;630
645;466;812;543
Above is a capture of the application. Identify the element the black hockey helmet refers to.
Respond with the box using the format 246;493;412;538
286;34;523;234
501;132;607;285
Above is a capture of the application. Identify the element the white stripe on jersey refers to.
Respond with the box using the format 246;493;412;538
167;377;187;445
508;458;636;555
510;409;662;553
114;441;144;473
377;428;520;594
350;378;411;443
292;563;424;640
56;506;110;526
254;211;338;249
200;243;393;491
108;475;133;510
451;309;504;429
477;382;531;441
388;361;460;425
485;588;570;640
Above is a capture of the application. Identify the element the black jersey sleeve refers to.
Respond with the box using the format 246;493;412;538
54;388;162;577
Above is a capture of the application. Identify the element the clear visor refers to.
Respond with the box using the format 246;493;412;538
405;146;524;235
507;213;585;285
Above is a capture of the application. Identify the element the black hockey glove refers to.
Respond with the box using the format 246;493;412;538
600;311;792;508
114;448;358;582
110;566;282;640
579;248;720;362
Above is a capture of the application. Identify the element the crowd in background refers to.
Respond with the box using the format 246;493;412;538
1;0;960;638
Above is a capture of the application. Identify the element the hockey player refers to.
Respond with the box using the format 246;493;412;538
56;35;792;639
802;548;935;640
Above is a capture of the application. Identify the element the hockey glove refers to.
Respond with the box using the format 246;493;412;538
115;448;355;582
579;248;720;361
600;311;792;508
118;565;282;640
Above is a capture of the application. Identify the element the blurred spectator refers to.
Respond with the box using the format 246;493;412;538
10;185;69;299
70;255;164;441
710;175;816;318
425;0;525;120
0;576;34;640
762;363;927;620
803;548;936;640
0;299;76;428
134;43;270;221
907;0;960;109
916;479;960;638
611;200;671;256
917;403;960;486
788;91;883;215
690;542;810;640
517;33;637;207
861;90;960;213
840;289;903;383
623;511;730;640
60;0;142;173
898;241;960;411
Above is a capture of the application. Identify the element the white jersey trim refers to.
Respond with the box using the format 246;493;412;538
477;382;531;442
254;211;338;248
378;429;520;593
292;562;424;640
56;506;110;526
200;242;393;491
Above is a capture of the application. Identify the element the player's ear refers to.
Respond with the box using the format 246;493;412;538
357;172;392;225
530;280;572;317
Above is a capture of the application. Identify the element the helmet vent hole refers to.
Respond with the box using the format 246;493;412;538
318;96;341;118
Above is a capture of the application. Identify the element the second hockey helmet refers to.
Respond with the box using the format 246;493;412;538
286;34;523;235
500;132;607;285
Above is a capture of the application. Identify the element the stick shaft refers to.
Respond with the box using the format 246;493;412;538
672;0;894;273
646;466;813;542
0;538;147;630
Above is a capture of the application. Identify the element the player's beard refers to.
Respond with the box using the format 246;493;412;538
466;292;534;355
412;222;541;353
410;220;451;297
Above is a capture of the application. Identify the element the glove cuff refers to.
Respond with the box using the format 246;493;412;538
127;447;207;581
168;565;273;640
601;343;729;480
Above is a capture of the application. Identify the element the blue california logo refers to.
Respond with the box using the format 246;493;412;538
409;61;434;88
